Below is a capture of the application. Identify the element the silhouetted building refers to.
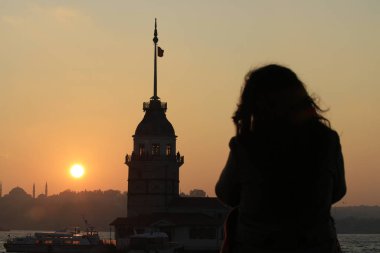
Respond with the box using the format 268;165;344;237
111;20;227;252
8;186;31;199
45;182;48;197
0;181;2;198
33;183;36;199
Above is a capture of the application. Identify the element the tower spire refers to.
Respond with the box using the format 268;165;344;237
152;18;159;100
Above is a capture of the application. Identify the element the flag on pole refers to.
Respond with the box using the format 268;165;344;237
158;47;164;57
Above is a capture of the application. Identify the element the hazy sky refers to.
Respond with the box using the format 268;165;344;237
0;1;379;205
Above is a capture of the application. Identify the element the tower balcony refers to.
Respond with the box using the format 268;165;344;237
125;152;184;167
143;100;167;112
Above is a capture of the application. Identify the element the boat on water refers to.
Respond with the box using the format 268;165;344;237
4;227;115;253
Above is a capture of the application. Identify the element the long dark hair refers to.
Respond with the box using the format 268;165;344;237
233;64;329;137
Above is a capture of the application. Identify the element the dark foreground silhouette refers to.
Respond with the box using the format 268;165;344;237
216;64;346;253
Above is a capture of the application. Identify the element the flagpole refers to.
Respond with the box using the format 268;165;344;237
153;18;158;100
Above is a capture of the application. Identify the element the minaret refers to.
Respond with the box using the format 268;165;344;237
0;181;2;198
45;182;48;197
125;19;184;217
33;183;36;198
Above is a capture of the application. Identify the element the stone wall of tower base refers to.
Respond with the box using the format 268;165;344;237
127;195;174;216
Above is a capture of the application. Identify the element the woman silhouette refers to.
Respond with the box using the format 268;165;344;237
216;64;346;253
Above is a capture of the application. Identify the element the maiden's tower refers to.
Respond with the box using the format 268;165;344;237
111;20;227;252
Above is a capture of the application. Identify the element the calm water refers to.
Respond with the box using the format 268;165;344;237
339;234;380;253
0;231;379;253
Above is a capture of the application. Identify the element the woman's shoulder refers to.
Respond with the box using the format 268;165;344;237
311;121;339;140
304;121;341;154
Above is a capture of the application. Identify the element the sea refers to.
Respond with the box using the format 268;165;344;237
0;231;379;253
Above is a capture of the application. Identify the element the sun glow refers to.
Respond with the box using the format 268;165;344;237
70;164;85;179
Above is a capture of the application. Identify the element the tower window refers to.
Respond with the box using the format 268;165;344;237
166;144;172;156
139;144;145;156
152;144;160;155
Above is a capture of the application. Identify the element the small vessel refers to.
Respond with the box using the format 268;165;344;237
4;227;115;253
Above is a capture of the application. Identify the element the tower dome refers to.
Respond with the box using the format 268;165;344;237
134;99;175;137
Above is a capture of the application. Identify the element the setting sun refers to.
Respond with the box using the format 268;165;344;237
70;164;85;179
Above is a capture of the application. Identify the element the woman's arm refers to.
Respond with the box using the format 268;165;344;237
215;139;240;207
332;133;347;204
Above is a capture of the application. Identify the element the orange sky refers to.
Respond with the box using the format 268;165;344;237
0;1;379;205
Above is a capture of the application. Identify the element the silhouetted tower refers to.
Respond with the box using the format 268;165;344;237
0;181;2;198
45;182;48;197
33;183;36;198
125;19;184;217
